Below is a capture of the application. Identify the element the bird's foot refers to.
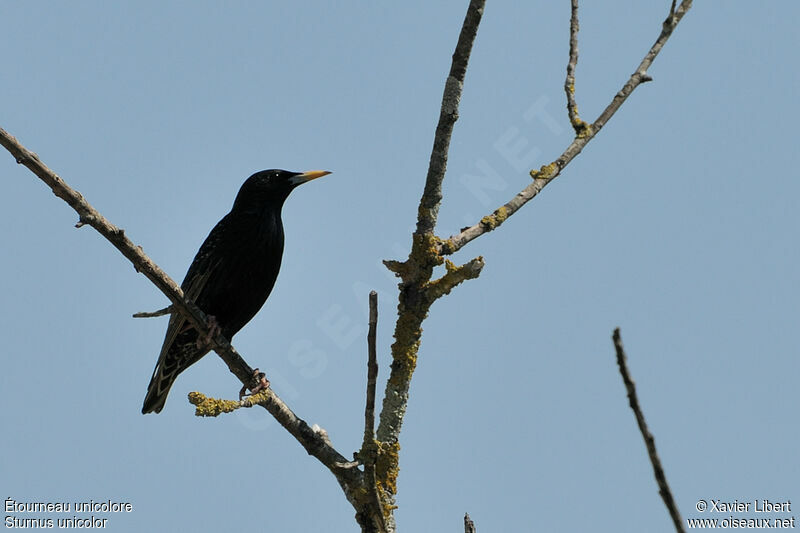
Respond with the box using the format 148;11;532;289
195;315;221;348
239;368;271;400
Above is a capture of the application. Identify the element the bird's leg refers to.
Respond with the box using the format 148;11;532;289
195;315;221;348
239;368;271;400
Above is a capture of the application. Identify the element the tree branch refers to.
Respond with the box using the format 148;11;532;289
612;328;685;533
0;125;368;517
439;0;693;256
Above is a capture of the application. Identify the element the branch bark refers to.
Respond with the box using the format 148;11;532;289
613;329;685;533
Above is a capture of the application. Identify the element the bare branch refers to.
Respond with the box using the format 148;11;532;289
440;0;693;256
0;125;367;514
564;0;588;134
415;0;486;237
612;328;685;533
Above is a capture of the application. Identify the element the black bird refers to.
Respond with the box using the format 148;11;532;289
142;169;330;414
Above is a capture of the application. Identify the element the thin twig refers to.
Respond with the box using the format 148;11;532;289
564;0;587;133
0;125;367;514
132;305;173;318
612;328;685;533
439;0;693;256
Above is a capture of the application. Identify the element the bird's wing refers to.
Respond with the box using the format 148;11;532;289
159;265;215;359
141;266;217;414
159;214;231;353
142;223;228;413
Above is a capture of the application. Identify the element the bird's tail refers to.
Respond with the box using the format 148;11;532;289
142;361;176;414
142;332;208;414
143;311;198;414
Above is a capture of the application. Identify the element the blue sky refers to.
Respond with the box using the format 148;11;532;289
2;2;798;532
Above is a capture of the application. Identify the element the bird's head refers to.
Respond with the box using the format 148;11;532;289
232;169;331;212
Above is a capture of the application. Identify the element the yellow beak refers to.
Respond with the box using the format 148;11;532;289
291;170;331;185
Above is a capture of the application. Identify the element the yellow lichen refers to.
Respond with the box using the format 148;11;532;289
240;388;272;407
480;205;509;230
375;441;401;498
388;310;423;386
424;256;483;301
411;233;444;267
188;392;240;417
530;162;558;181
187;389;271;417
573;119;592;138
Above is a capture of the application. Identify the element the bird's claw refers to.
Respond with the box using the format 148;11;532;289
239;368;271;400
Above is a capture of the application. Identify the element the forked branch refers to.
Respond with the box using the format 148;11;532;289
438;0;693;256
375;3;487;531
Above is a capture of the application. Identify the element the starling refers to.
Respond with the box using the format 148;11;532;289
142;169;330;414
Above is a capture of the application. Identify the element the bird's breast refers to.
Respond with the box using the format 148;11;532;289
198;208;286;337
